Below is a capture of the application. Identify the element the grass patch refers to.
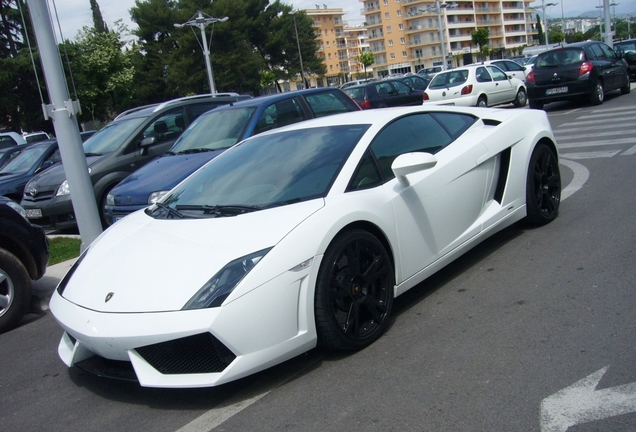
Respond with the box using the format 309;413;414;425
48;237;81;265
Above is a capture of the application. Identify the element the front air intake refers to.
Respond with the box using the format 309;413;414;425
136;333;236;375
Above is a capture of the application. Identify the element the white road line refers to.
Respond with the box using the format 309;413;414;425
622;145;636;156
558;138;635;148
555;129;634;141
554;123;628;134
591;105;636;113
576;110;636;119
559;158;589;201
559;150;621;159
558;115;636;128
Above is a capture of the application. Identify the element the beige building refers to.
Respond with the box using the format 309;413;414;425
361;0;538;76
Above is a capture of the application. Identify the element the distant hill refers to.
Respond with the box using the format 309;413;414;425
563;0;636;19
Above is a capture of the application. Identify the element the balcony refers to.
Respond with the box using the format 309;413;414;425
368;32;385;41
476;19;502;26
476;7;501;13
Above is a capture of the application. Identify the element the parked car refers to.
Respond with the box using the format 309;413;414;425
103;88;360;225
0;146;23;169
23;131;50;144
0;197;49;333
526;41;631;109
340;78;376;90
0;132;95;202
417;65;443;77
0;131;26;148
476;59;530;81
50;106;560;388
613;38;636;81
423;64;527;107
342;78;425;109
20;94;249;229
398;74;431;91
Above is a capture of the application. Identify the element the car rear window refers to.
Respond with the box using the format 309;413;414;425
428;70;469;89
305;90;360;117
536;49;584;67
343;87;365;100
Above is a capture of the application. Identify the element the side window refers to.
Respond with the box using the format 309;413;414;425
504;60;523;71
493;61;509;71
375;82;394;96
486;66;507;81
141;108;185;144
599;43;616;59
254;98;305;134
347;150;382;191
392;80;411;95
305;91;358;117
476;67;492;82
589;44;607;60
48;148;62;164
430;113;477;139
186;102;227;122
369;114;453;180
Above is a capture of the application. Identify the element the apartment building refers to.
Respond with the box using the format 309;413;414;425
303;7;348;88
361;0;538;76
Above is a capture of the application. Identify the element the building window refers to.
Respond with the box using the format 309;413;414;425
397;10;402;16
399;23;403;30
402;51;407;57
383;0;388;5
400;37;405;44
387;25;392;33
385;12;390;19
390;53;396;59
389;39;394;46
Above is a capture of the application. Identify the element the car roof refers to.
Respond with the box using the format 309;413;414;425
209;88;348;110
114;94;251;121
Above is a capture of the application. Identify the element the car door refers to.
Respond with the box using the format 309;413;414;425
361;112;490;281
474;66;498;103
486;65;516;104
494;60;527;81
599;43;626;90
389;80;419;106
587;43;616;89
373;82;396;107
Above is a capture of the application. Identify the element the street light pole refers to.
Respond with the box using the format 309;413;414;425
419;0;456;71
290;11;308;89
174;10;228;95
539;0;558;50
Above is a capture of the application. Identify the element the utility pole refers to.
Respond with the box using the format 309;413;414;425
26;0;102;251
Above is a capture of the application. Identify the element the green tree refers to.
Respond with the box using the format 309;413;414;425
549;31;564;44
90;0;108;33
358;50;374;78
471;27;490;61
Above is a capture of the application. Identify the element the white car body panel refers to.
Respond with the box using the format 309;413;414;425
50;106;558;387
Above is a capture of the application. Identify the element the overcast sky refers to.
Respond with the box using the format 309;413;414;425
45;0;629;43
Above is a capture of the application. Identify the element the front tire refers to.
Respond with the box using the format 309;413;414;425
621;74;631;94
513;88;527;107
315;230;394;351
526;143;561;225
0;249;31;333
590;80;604;105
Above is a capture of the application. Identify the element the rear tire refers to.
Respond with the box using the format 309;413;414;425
529;99;544;110
476;95;487;107
0;249;31;333
590;81;604;105
513;88;527;107
315;230;394;351
526;143;561;225
621;74;631;94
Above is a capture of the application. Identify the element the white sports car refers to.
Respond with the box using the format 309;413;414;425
50;106;561;388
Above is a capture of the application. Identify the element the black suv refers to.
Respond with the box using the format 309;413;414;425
614;39;636;81
526;41;631;109
20;94;249;229
0;197;49;332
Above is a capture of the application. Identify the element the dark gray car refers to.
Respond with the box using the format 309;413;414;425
20;94;249;229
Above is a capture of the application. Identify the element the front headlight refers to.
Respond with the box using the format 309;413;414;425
6;201;28;220
56;179;70;196
148;190;169;205
106;193;115;206
182;248;272;310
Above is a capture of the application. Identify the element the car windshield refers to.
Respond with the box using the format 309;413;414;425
615;41;636;54
169;107;257;153
343;87;364;100
83;116;146;155
149;124;369;218
428;70;469;89
0;144;49;175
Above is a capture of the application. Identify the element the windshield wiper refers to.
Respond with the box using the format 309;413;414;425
84;152;103;157
175;148;218;155
149;202;185;219
176;204;262;216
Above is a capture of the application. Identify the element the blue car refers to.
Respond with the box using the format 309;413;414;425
0;132;95;202
104;87;360;225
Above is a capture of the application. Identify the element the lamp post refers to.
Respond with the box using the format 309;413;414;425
595;0;617;47
538;0;558;50
290;11;308;89
174;10;228;95
419;0;457;71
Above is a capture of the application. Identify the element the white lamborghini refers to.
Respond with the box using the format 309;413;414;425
50;106;561;388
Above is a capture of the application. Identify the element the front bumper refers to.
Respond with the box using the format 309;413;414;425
103;204;147;225
21;194;77;230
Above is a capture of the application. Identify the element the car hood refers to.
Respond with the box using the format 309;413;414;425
28;155;102;187
110;151;222;206
0;172;32;195
61;199;325;313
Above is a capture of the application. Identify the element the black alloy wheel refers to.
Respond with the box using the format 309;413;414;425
315;230;394;351
590;81;604;105
526;143;561;225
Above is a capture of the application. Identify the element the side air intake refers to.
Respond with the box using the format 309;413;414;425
494;147;511;204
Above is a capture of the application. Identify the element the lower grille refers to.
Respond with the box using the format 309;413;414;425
135;333;236;375
75;356;138;382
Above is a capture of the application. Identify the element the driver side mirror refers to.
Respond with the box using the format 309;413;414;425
392;152;437;186
139;136;157;156
34;160;54;174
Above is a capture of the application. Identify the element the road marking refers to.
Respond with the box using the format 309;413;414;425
540;366;636;432
559;158;589;201
560;150;621;159
591;105;636;113
555;129;634;141
558;137;635;149
554;123;627;134
576;109;636;119
622;145;636;156
558;115;636;128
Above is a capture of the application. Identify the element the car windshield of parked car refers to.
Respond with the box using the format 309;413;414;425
536;49;584;67
83;117;146;155
428;70;469;89
170;107;257;153
0;145;49;175
615;41;636;54
150;124;370;219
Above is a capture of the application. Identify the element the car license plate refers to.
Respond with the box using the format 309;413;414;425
26;208;42;219
546;86;568;95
